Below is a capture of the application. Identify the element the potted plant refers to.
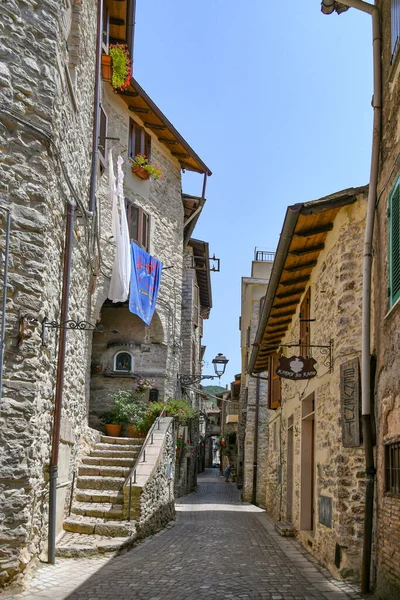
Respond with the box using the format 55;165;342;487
131;154;165;181
100;390;132;436
99;407;125;437
124;400;149;438
101;44;131;91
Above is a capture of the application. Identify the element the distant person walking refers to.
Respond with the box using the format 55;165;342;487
224;464;231;482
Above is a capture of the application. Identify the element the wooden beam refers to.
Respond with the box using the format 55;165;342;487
110;17;125;26
273;300;299;309
158;138;178;145
129;106;150;113
280;276;310;287
275;291;302;300
172;152;190;158
294;223;333;237
144;122;166;130
289;243;325;256
118;91;139;97
269;308;296;318
283;260;318;273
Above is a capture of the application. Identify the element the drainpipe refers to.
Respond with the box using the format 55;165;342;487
48;201;75;564
321;1;381;593
0;208;11;405
89;0;103;214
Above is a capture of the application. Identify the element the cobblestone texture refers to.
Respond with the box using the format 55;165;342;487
0;470;363;600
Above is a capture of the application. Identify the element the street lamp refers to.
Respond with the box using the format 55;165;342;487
211;353;229;378
178;352;229;386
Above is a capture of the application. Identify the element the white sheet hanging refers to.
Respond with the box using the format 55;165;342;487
108;152;131;302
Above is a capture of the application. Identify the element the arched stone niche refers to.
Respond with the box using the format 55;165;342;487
89;301;167;428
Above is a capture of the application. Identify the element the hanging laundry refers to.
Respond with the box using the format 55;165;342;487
129;242;162;325
108;152;131;302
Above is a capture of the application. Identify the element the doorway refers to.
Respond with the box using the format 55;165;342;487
300;393;315;533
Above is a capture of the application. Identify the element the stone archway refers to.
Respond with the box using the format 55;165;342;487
89;300;167;429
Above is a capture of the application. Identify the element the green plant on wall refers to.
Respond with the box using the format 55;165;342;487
109;44;131;90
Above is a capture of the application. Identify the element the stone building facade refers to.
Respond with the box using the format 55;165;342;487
0;0;212;587
372;2;400;596
238;251;273;505
248;187;369;580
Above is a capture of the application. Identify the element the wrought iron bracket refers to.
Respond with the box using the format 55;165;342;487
278;339;333;373
41;318;118;346
178;374;220;386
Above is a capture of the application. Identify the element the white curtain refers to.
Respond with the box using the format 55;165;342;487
108;152;131;302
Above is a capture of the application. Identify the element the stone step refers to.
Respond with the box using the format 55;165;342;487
71;502;123;520
63;516;134;537
56;532;136;558
100;435;144;445
78;465;131;478
76;489;124;504
90;448;139;459
94;443;142;453
82;456;136;467
76;476;125;490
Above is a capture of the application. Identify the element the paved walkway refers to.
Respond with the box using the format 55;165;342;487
1;469;363;600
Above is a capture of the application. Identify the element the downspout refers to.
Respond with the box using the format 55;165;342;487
48;201;75;564
89;0;103;215
0;208;11;405
321;1;381;593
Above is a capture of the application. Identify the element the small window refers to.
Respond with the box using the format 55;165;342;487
99;106;107;163
392;0;400;61
268;354;281;410
300;287;311;357
385;441;400;494
129;119;151;161
125;201;150;251
389;176;400;307
149;388;159;402
102;5;110;53
114;351;133;372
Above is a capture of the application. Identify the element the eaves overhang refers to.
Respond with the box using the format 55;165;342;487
117;78;212;175
189;238;212;317
248;185;368;374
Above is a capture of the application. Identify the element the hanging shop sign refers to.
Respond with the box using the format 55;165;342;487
276;355;317;380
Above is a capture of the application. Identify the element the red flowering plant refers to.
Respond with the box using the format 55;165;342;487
132;154;165;181
109;44;131;91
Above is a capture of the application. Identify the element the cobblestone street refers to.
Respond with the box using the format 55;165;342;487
1;470;363;600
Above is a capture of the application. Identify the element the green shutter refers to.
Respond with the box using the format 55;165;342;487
389;177;400;306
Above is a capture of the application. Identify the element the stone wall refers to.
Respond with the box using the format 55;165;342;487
264;196;368;580
373;2;400;596
0;0;97;586
123;417;176;538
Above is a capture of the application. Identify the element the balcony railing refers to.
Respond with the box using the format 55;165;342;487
254;248;275;262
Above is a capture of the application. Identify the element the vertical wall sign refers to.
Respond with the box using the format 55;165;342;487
340;358;361;447
319;495;332;528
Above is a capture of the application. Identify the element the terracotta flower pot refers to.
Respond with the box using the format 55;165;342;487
127;425;146;438
105;423;122;437
132;164;150;180
101;54;112;82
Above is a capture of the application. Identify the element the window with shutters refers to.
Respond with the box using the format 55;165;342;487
392;0;400;61
385;441;400;494
389;177;400;307
268;354;281;410
300;288;311;357
125;201;150;251
129;119;151;161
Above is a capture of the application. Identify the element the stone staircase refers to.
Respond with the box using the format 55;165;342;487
56;435;144;557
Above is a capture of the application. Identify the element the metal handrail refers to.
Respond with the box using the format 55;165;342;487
126;404;167;522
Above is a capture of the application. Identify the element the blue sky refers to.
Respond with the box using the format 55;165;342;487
134;1;373;386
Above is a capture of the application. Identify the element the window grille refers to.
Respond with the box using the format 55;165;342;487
385;441;400;494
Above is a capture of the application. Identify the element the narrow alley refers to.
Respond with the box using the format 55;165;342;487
1;470;362;600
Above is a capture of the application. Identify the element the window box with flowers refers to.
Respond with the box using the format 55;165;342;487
132;154;165;181
101;44;131;91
